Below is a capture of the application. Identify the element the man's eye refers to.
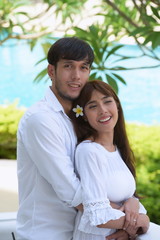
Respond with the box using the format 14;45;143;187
64;64;71;68
82;66;89;70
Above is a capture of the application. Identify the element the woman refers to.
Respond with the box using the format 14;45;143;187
70;80;150;240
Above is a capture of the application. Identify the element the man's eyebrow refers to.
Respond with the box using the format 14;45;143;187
61;60;90;65
83;61;90;65
62;60;73;63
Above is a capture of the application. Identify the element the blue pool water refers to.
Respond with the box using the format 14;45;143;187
0;40;160;125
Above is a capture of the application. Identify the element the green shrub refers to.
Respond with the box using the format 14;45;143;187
127;123;160;224
0;102;25;159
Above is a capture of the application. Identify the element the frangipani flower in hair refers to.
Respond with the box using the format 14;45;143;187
72;105;83;117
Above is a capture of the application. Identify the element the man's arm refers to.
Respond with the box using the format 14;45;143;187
22;112;82;207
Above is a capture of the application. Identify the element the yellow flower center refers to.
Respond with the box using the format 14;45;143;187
76;108;82;114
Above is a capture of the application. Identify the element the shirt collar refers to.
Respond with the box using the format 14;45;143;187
44;87;70;119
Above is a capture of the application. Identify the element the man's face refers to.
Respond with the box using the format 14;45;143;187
48;59;90;104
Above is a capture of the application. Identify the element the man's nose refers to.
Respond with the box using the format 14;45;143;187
72;68;80;80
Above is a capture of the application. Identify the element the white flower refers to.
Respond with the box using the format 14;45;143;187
72;105;83;117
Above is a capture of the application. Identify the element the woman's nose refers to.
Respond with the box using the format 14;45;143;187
99;104;107;114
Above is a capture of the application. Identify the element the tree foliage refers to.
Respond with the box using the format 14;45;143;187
0;0;160;92
103;0;160;50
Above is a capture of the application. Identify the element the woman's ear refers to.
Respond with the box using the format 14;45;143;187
83;115;88;122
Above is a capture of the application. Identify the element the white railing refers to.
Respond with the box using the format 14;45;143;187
0;212;17;240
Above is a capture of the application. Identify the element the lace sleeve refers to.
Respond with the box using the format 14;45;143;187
75;143;125;234
78;199;125;234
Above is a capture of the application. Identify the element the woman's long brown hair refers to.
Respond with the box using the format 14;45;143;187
70;80;136;180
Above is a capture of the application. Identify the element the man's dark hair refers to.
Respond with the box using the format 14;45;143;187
47;37;94;68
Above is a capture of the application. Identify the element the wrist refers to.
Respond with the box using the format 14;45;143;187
129;196;139;201
129;234;138;239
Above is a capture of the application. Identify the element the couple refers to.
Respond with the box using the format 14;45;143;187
16;37;158;240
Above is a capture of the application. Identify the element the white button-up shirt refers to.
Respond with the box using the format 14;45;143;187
16;87;82;240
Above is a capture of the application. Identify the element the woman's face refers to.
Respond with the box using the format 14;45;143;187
84;90;118;135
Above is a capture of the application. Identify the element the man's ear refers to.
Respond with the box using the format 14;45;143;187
47;64;55;80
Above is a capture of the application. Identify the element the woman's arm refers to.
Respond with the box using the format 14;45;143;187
98;206;149;239
98;200;149;230
97;215;125;229
101;198;139;230
75;145;126;234
97;199;139;229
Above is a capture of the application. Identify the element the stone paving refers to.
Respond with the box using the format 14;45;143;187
0;160;18;212
0;160;18;239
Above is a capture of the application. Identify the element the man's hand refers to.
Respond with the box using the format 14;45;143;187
125;225;138;239
135;214;150;234
106;230;129;240
75;204;83;211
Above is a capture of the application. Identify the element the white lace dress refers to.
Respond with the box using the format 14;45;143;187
73;140;146;240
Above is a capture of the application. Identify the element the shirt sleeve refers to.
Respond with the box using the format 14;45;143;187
75;143;125;234
139;202;147;214
20;111;81;207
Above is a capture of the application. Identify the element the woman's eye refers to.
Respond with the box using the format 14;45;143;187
89;105;97;109
105;100;112;104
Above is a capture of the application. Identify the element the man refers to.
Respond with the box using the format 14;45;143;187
16;37;129;240
16;37;94;240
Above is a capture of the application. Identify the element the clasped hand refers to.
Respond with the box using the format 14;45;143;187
122;197;139;238
107;197;149;240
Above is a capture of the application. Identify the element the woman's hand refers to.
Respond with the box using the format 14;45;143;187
125;213;150;239
122;197;139;230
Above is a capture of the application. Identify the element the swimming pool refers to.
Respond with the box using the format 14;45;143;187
0;41;160;125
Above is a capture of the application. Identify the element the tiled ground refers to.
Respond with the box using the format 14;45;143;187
0;160;18;212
